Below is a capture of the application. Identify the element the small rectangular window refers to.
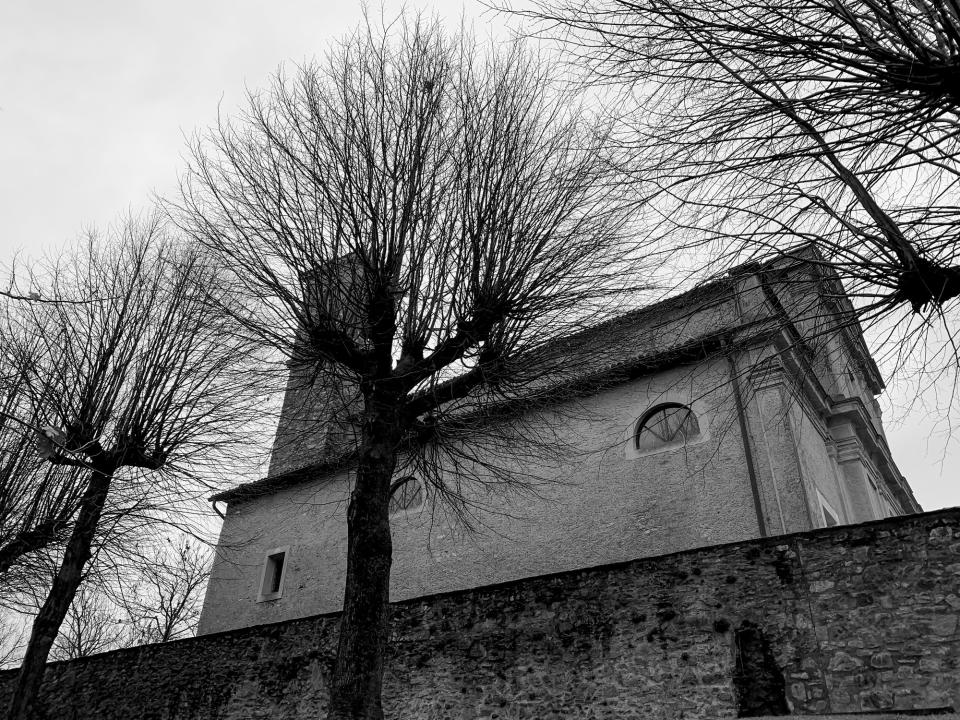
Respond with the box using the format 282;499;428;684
257;547;289;602
267;553;284;593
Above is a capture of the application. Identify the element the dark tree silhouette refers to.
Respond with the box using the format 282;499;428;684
0;373;86;579
3;215;261;720
174;15;642;720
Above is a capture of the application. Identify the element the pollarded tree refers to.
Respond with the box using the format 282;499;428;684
0;319;170;592
515;0;960;388
0;372;87;579
4;215;262;720
174;14;640;720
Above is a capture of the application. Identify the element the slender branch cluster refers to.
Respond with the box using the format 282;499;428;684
521;0;960;300
111;537;210;645
513;0;960;405
1;215;260;487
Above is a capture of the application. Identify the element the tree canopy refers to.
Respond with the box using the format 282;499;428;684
174;15;644;719
514;0;960;404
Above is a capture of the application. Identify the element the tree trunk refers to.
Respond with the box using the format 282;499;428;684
326;396;399;720
0;509;77;575
6;464;113;720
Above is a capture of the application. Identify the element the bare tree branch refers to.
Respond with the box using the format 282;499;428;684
510;0;960;408
113;537;210;644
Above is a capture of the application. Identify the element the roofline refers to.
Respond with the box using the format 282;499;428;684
210;450;357;503
210;245;879;506
210;323;776;504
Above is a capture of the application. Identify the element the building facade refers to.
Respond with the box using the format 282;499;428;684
198;250;921;635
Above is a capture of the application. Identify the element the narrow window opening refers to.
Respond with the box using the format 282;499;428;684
389;476;424;516
733;621;790;717
880;489;897;517
866;476;892;519
268;553;284;594
258;548;288;601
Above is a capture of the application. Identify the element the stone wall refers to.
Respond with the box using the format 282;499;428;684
2;509;958;719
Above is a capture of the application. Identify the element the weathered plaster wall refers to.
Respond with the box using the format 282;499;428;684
3;509;958;719
268;277;746;479
269;362;361;479
732;262;914;525
200;358;767;633
745;376;814;537
788;400;849;523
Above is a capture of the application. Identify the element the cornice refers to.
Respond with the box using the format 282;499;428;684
826;396;921;512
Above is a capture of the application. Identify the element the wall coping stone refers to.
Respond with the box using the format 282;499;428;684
2;505;957;680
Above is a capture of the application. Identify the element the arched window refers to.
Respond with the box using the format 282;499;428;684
635;403;701;452
389;476;424;515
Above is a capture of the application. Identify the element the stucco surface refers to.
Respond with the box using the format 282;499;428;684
200;359;767;633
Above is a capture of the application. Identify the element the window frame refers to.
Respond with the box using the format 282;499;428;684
628;402;705;457
389;476;424;517
256;546;290;603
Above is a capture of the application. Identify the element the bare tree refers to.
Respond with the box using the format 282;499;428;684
513;0;960;391
47;583;124;662
0;613;24;669
3;215;262;720
114;536;210;644
3;531;212;670
174;14;642;720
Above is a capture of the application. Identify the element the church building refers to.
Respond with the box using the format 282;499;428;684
197;248;921;635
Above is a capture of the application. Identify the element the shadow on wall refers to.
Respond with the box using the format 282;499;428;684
734;621;791;717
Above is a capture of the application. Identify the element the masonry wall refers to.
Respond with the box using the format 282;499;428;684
4;509;958;720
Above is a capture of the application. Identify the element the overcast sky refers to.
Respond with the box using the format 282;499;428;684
1;0;956;512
